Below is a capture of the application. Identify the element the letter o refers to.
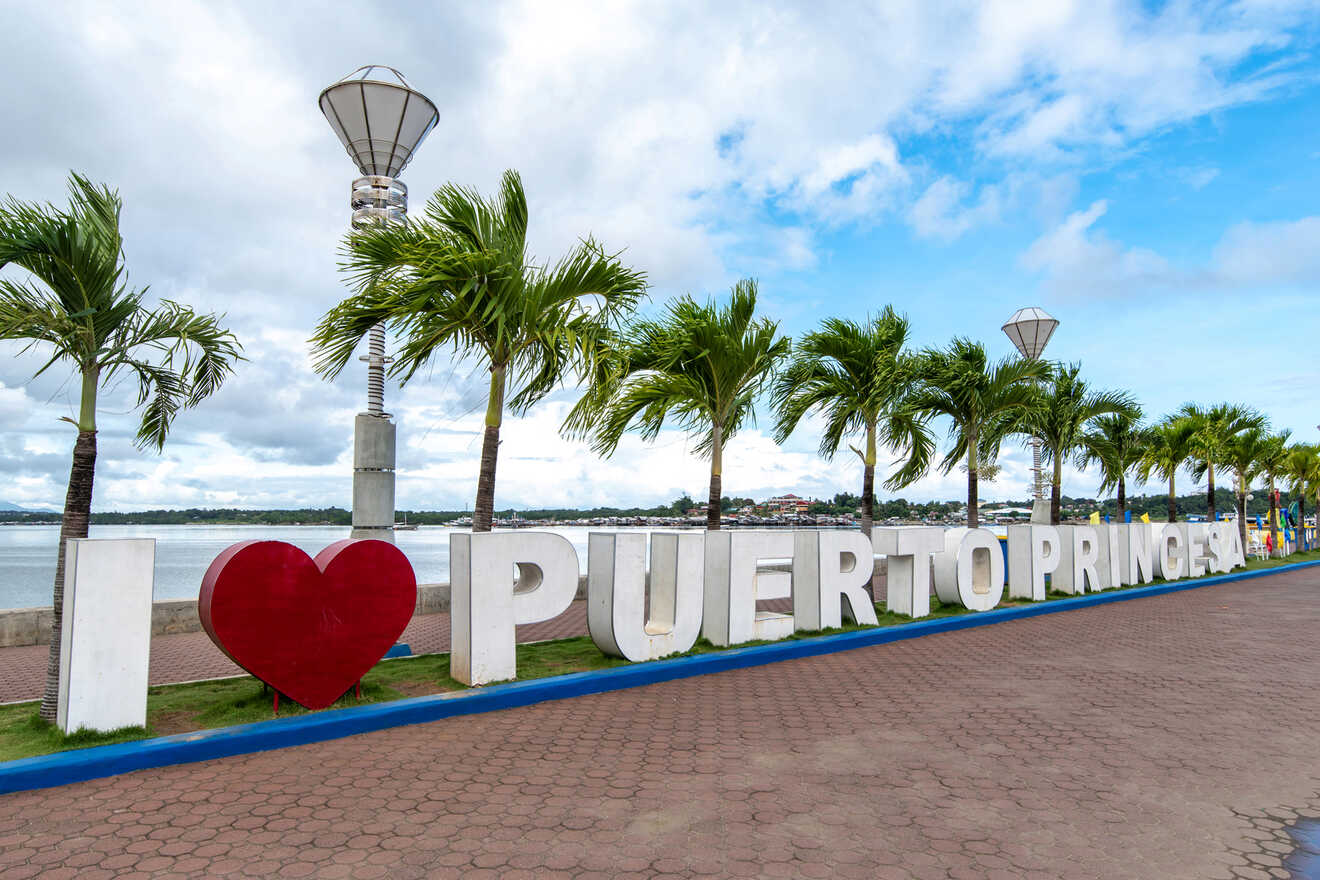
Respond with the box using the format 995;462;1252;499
934;527;1005;612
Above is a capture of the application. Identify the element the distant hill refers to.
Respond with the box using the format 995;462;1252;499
0;501;54;513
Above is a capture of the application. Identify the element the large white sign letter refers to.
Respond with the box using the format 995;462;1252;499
933;527;1005;612
1185;523;1209;578
1069;526;1102;594
793;530;879;630
451;532;579;685
873;527;943;618
1103;524;1126;586
1153;523;1186;581
1006;525;1060;602
587;532;704;662
703;531;795;646
1128;523;1155;584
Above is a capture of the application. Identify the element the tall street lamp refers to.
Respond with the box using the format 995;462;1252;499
319;65;439;542
1002;306;1059;525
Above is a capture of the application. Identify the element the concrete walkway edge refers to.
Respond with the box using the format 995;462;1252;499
2;558;1316;796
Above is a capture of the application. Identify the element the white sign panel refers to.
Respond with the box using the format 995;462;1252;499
58;538;155;734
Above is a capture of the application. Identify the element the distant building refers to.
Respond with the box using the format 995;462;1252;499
764;493;811;515
983;505;1033;518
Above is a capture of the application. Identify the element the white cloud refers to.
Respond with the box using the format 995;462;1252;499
1213;216;1320;285
0;383;34;431
0;0;1315;509
1022;202;1320;297
1181;166;1221;189
1020;200;1175;295
909;176;1004;241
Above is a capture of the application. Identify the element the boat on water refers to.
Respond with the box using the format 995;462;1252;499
394;513;418;531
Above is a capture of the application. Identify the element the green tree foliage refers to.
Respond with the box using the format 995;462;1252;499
1080;410;1146;522
1284;444;1319;548
310;169;647;532
1138;416;1198;523
0;174;243;721
1222;426;1273;548
907;338;1048;528
771;307;932;537
1180;402;1267;523
1258;430;1292;552
1027;363;1138;524
563;279;789;530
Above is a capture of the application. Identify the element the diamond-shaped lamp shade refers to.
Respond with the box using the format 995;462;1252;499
1001;307;1059;360
319;65;438;178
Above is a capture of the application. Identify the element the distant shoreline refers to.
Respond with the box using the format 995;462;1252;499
0;488;1294;529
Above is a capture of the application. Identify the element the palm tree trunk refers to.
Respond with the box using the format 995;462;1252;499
1116;475;1126;523
1313;488;1319;550
1237;489;1248;553
40;368;99;723
1300;494;1307;551
472;366;506;533
860;424;876;538
966;430;978;529
861;465;875;538
706;422;723;531
1268;479;1279;556
1167;475;1177;523
1051;455;1062;525
1206;462;1216;522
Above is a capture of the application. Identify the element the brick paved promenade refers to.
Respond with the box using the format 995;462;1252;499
1;568;1318;879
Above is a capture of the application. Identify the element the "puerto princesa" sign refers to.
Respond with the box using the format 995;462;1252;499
451;522;1247;685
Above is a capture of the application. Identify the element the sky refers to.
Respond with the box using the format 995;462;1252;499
1;0;1318;513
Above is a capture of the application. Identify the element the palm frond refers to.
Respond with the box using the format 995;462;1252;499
564;279;789;462
1;173;243;449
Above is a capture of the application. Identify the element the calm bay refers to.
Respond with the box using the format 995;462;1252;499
0;524;668;611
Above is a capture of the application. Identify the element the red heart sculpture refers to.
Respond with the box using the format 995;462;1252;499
199;540;416;709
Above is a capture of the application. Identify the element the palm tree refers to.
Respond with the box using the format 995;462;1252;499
769;308;932;537
1180;402;1266;522
1028;364;1138;524
1259;430;1292;554
1284;444;1319;551
310;170;647;532
907;338;1048;529
1080;408;1145;522
563;279;789;530
1138;416;1197;523
0;174;243;722
1222;426;1271;551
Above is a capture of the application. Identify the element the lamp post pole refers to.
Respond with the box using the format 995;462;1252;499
1001;307;1060;525
319;66;438;542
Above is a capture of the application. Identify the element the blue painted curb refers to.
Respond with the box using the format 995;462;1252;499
2;557;1316;796
384;643;412;659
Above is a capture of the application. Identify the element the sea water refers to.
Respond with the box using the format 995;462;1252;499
0;524;668;610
